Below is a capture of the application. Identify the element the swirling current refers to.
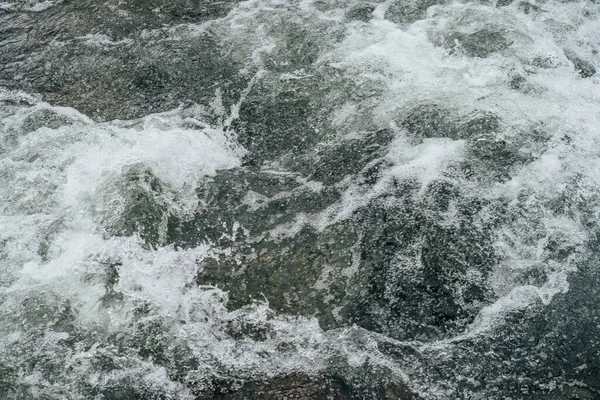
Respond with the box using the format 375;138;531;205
1;0;600;399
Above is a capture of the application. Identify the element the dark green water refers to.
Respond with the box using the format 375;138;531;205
1;0;599;398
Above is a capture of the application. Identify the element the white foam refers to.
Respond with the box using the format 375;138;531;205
3;0;600;396
76;34;134;47
0;95;330;396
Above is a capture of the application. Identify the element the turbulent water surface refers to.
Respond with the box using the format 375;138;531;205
1;0;600;398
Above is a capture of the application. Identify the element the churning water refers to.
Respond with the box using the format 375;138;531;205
1;0;600;398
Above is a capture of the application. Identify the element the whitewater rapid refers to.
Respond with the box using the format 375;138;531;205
1;0;600;398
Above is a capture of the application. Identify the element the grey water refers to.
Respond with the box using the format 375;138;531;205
1;0;599;399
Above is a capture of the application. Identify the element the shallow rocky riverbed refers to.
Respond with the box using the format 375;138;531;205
1;0;600;399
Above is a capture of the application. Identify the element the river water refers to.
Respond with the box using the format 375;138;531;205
1;0;599;399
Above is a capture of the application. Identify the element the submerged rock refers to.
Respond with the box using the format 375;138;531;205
97;164;179;249
349;183;497;341
309;128;395;184
197;221;362;329
436;26;513;58
200;374;352;400
2;0;241;35
232;67;356;167
233;85;321;166
19;108;74;133
518;1;541;14
467;132;513;162
564;49;597;78
509;74;527;90
0;1;248;120
197;369;421;400
167;167;341;248
185;106;521;340
385;0;445;24
191;172;499;341
399;106;503;142
456;28;512;58
400;104;459;140
346;5;376;22
263;21;334;74
417;252;600;399
496;0;515;7
458;111;501;138
459;112;536;180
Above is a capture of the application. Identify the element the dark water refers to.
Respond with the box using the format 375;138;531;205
1;0;599;399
